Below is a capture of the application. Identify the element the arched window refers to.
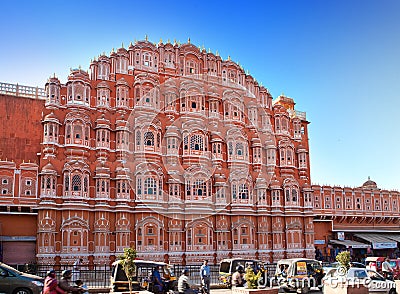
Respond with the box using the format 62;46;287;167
143;52;153;67
136;173;162;201
136;131;141;146
63;169;89;198
185;177;211;200
231;180;251;204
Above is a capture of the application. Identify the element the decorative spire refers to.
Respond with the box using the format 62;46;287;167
216;50;219;56
167;38;170;43
228;55;231;61
121;42;124;48
174;39;177;45
188;37;191;44
208;48;211;53
159;38;163;44
145;34;148;41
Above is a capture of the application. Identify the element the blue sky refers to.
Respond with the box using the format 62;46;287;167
1;0;399;190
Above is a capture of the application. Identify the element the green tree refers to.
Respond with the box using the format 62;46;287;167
119;247;137;293
336;251;351;270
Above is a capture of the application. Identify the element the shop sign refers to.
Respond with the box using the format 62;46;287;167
337;232;345;241
373;242;397;249
314;240;325;245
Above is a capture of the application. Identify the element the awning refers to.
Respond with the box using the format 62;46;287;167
329;239;370;249
354;233;397;249
385;234;400;243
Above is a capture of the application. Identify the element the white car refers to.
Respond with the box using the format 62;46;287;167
324;267;396;294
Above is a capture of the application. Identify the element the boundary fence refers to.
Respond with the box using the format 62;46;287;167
9;262;330;288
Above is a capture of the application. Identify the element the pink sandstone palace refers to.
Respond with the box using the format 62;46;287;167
0;38;399;266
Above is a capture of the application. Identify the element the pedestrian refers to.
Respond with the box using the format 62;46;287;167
200;260;211;294
43;269;65;294
72;258;83;282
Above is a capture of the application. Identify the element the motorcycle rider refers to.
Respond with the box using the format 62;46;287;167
178;268;196;294
58;270;84;294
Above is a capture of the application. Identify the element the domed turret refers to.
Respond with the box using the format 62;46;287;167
45;75;61;106
362;177;378;189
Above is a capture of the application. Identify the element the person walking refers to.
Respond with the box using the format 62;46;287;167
72;258;83;282
200;260;211;294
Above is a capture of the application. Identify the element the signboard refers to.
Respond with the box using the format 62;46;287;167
296;261;307;275
337;232;345;241
314;240;325;245
373;242;397;249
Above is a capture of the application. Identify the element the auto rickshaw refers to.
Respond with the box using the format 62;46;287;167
219;258;265;288
274;258;323;294
110;259;176;293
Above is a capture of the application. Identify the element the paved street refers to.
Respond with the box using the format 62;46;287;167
108;288;323;294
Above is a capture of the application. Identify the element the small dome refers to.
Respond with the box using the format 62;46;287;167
43;112;60;124
362;177;377;189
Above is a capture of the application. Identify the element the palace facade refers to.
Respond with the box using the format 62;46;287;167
0;38;399;266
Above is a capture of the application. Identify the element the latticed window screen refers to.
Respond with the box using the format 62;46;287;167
228;142;233;155
46;177;51;189
190;134;203;151
184;136;188;150
193;179;206;196
83;176;88;192
137;178;142;195
144;132;154;146
72;175;81;191
64;175;69;191
239;183;248;199
144;178;157;195
136;131;141;145
292;189;298;202
236;142;243;156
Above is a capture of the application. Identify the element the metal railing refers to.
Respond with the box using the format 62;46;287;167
10;262;286;289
